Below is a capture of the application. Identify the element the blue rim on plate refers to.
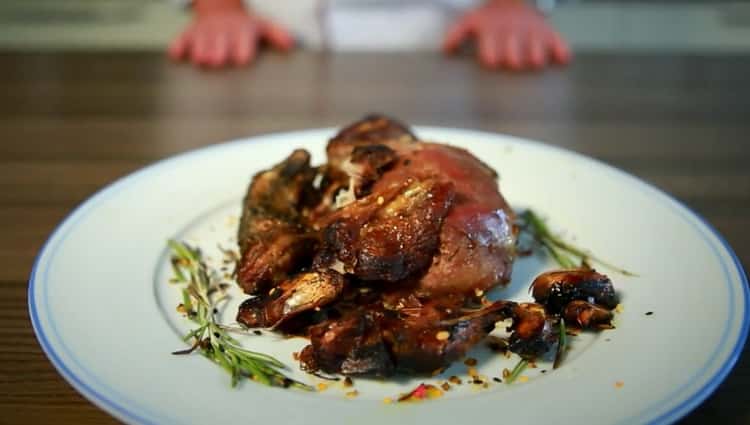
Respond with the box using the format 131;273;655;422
28;128;749;425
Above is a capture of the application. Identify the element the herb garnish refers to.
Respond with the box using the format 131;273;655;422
505;358;528;384
168;240;313;390
553;318;567;369
519;210;635;275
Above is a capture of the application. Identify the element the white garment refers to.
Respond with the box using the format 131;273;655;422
249;0;482;50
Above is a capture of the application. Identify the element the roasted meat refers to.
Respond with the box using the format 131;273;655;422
237;270;345;328
314;178;455;282
235;150;319;294
234;115;567;376
298;297;550;375
320;116;517;296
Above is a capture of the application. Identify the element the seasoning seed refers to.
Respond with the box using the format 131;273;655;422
464;358;478;367
615;381;624;388
343;377;353;387
645;311;653;316
345;390;359;398
317;383;329;391
441;382;451;391
448;376;462;385
383;397;393;404
493;377;502;383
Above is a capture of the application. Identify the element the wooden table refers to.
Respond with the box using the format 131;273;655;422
1;51;748;424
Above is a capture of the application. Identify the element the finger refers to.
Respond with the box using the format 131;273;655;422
549;32;572;65
232;27;257;66
443;17;473;53
527;35;546;70
210;32;230;68
168;29;193;61
494;31;509;68
259;20;294;51
478;31;500;69
191;32;212;66
504;33;522;71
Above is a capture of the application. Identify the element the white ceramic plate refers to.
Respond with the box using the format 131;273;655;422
30;127;748;425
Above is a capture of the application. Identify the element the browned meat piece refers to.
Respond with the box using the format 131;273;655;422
384;300;518;373
314;179;455;282
237;270;345;328
350;144;398;169
344;144;399;197
326;114;416;170
235;216;316;295
530;269;619;313
562;300;615;329
300;312;394;376
238;149;318;241
298;297;549;376
369;142;516;296
236;150;319;294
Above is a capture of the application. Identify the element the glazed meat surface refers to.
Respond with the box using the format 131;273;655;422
235;115;529;375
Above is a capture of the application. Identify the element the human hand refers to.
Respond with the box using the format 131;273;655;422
168;0;294;68
443;0;571;71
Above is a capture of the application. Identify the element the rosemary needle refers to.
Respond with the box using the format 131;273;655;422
505;358;528;384
553;318;567;369
167;239;313;391
519;210;635;275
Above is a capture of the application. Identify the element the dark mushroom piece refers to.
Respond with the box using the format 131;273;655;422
530;268;618;313
562;300;615;329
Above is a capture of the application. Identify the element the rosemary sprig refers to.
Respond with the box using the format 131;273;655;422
505;358;528;384
553;318;567;369
518;210;636;276
168;239;313;391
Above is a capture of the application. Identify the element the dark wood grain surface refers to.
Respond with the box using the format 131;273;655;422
1;51;748;424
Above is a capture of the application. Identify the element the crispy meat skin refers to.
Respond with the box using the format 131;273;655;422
237;270;345;329
236;150;318;294
298;298;551;375
236;115;526;375
326;114;416;170
314;178;455;282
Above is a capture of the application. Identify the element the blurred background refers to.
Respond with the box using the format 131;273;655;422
1;2;749;425
1;0;749;53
